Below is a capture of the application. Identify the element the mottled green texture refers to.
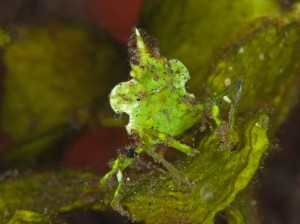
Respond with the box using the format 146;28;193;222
141;0;283;93
207;21;300;133
0;21;127;142
0;170;99;223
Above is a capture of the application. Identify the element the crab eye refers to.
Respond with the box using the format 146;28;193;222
126;148;138;158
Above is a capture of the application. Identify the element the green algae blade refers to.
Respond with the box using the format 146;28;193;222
116;113;269;223
0;170;100;223
207;21;300;133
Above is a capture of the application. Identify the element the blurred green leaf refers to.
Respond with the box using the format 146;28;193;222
0;21;127;142
0;21;128;167
141;0;290;93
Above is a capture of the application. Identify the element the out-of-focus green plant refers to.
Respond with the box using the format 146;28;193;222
1;21;127;141
0;21;128;166
141;0;300;95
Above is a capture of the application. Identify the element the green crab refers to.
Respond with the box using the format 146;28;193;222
100;29;241;203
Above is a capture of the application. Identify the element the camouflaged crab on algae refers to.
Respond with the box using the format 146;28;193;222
1;3;300;224
102;22;300;224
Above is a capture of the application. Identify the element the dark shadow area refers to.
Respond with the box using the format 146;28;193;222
60;208;141;224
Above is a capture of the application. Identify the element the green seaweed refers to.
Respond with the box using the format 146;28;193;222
0;170;100;223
